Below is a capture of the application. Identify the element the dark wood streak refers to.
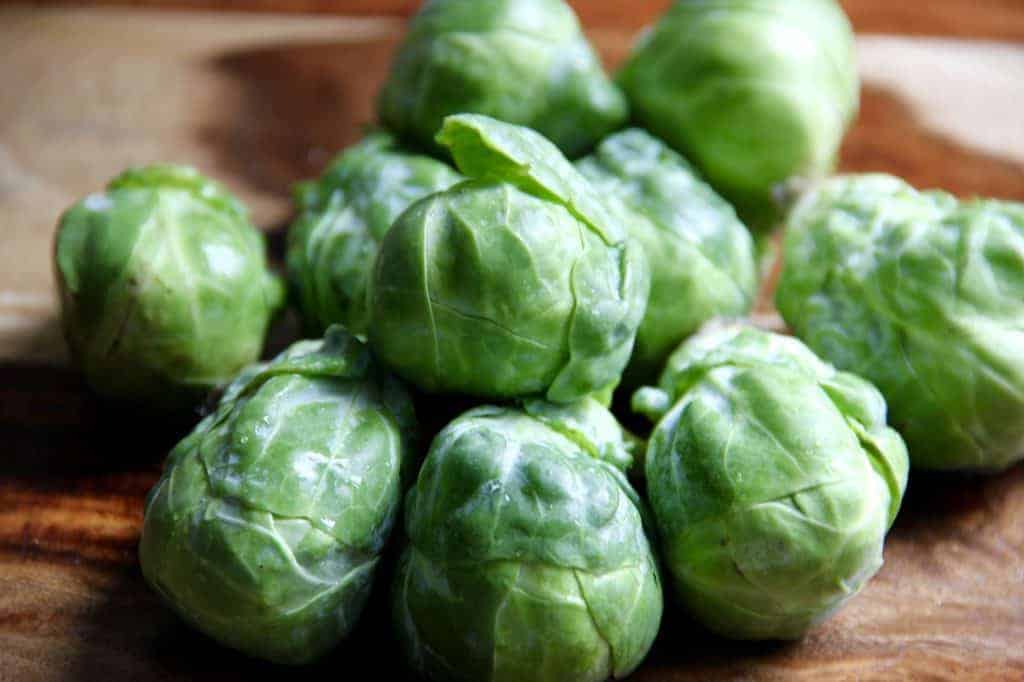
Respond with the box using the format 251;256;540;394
0;533;140;569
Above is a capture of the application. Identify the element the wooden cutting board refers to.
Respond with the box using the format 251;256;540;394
1;6;1023;681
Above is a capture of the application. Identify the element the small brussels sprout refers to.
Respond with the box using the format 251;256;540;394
377;0;628;159
369;114;650;404
633;324;907;640
618;0;859;229
286;133;462;336
393;401;662;681
54;165;284;410
777;174;1024;471
576;129;757;383
139;327;416;664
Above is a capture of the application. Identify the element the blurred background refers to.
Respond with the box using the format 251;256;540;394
11;0;1024;37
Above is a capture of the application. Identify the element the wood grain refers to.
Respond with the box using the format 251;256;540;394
18;0;1024;39
1;6;1023;681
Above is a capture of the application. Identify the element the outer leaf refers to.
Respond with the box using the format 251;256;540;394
437;114;624;244
522;396;635;471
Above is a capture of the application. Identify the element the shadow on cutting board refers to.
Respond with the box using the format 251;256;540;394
201;33;403;208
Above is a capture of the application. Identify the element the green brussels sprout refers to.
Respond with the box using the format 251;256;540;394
54;165;284;410
777;174;1024;471
377;0;628;159
393;401;662;681
369;114;650;404
576;129;757;383
633;324;907;640
139;327;416;664
618;0;859;229
286;132;462;336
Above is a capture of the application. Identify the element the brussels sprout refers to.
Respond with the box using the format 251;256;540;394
618;0;859;229
377;0;627;159
139;327;416;664
393;401;662;681
369;114;650;404
576;129;757;382
54;165;284;410
633;324;907;640
777;174;1024;471
286;133;462;336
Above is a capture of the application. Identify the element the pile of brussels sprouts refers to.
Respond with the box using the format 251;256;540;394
52;0;1024;677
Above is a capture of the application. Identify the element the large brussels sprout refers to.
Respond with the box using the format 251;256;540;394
393;401;662;681
286;133;462;336
54;165;284;410
369;114;649;404
139;327;416;664
576;129;757;382
633;324;907;640
377;0;627;159
618;0;859;229
777;174;1024;471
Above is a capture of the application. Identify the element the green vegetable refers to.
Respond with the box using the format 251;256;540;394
286;132;462;336
139;327;416;664
393;401;662;681
377;0;627;159
369;114;650;404
576;129;757;383
777;174;1024;471
54;165;284;410
634;324;907;639
618;0;859;229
